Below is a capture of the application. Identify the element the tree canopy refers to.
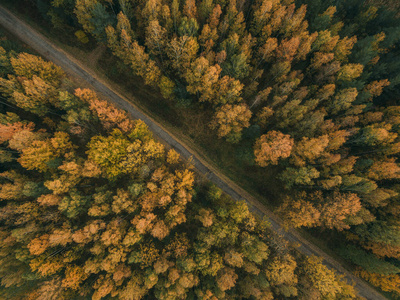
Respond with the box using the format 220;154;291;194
0;41;357;299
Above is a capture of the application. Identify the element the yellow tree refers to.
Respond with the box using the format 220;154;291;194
334;36;357;62
368;158;400;181
86;131;130;178
213;75;244;105
277;194;321;228
74;88;134;133
74;0;98;34
158;76;176;100
18;132;75;172
291;135;329;165
265;255;298;297
254;131;294;167
10;52;64;86
167;36;199;74
337;64;364;81
145;20;167;59
0;75;58;116
319;192;362;230
106;13;161;86
198;24;218;58
329;88;358;114
184;57;221;102
298;256;344;299
210;104;251;143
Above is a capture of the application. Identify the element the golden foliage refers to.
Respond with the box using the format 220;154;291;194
254;131;294;166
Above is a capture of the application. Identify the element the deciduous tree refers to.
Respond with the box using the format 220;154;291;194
254;131;294;166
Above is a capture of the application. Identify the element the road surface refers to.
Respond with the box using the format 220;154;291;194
0;6;387;300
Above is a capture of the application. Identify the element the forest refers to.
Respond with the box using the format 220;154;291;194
0;36;361;299
1;0;400;298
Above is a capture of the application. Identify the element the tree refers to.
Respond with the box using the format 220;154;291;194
357;270;400;297
276;37;301;62
277;194;320;228
250;0;274;36
319;192;362;230
334;36;357;62
86;130;130;178
0;75;58;116
298;256;344;299
167;36;199;74
310;51;334;70
75;88;134;133
5;3;400;297
254;131;294;167
279;166;320;188
356;125;397;147
178;16;199;37
265;255;298;297
158;76;175;100
184;57;221;102
183;0;197;19
364;79;390;98
362;188;398;208
146;20;168;59
367;158;400;181
198;24;217;57
355;221;400;249
105;13;161;86
258;37;278;63
0;47;11;77
210;104;251;143
0;121;35;145
62;265;88;290
275;100;307;128
74;0;100;36
292;135;329;163
10;52;64;86
337;64;364;81
329;88;358;114
87;129;164;179
27;234;50;256
18;132;74;172
326;130;350;151
216;268;238;291
213;75;244;105
27;277;64;300
198;0;213;24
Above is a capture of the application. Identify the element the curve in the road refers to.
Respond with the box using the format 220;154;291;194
0;6;387;300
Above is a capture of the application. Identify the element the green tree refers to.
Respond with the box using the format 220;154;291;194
210;104;251;143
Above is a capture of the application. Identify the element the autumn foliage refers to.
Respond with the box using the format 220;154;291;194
254;130;294;166
0;47;357;299
5;0;400;296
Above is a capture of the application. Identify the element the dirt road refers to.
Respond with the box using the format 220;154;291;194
0;6;387;300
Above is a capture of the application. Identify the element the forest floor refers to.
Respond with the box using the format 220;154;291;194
0;5;389;300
